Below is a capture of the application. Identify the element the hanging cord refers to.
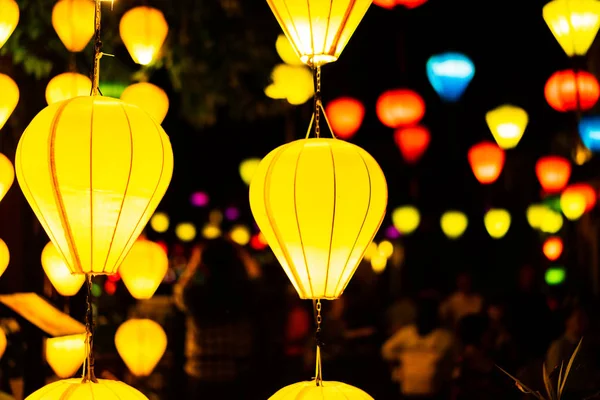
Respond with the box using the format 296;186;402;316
90;0;114;96
68;52;77;73
305;66;336;139
313;299;323;386
82;274;98;383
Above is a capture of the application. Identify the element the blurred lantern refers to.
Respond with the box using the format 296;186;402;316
275;34;303;66
392;206;420;235
526;203;549;229
574;142;593;165
250;139;387;299
560;189;586;220
175;223;196;242
467;141;505;184
545;266;566;285
0;153;14;203
545;70;599;112
45;73;92;105
563;183;596;211
440;210;468;239
250;233;268;250
41;242;85;296
225;206;240;221
543;237;563;261
371;253;387;274
240;158;262;186
121;82;169;123
150;212;169;233
115;319;167;377
0;0;19;49
385;225;400;239
0;329;5;359
270;380;373;399
485;104;528;149
325;97;365;139
397;0;428;7
190;191;209;207
536;156;571;193
543;0;600;57
394;126;431;164
0;239;8;278
484;209;511;239
16;97;174;275
376;89;425;128
0;73;19;130
230;225;251;246
378;240;394;258
202;224;221;239
265;64;314;105
209;209;223;225
373;0;396;9
52;0;95;52
120;6;168;65
25;379;148;399
119;240;168;300
104;280;117;295
45;333;86;378
579;116;600;151
364;242;378;261
541;209;564;233
426;52;475;102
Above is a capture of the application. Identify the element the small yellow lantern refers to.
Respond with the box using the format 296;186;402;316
120;6;169;65
175;222;196;242
392;205;420;235
52;0;95;52
41;242;85;296
120;82;169;124
119;239;168;300
0;0;19;49
484;209;511;239
363;241;378;261
275;34;303;66
0;329;6;359
45;333;86;378
0;73;19;131
440;210;468;239
202;224;221;239
25;379;148;400
0;153;14;203
543;0;600;57
239;158;261;185
45;73;92;105
560;190;586;220
371;253;387;274
485;104;528;149
265;64;314;105
540;209;564;233
115;319;167;377
150;212;169;233
526;203;548;229
270;380;373;399
378;240;394;258
229;225;251;246
0;239;9;278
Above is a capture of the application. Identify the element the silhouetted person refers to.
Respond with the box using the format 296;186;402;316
440;272;483;328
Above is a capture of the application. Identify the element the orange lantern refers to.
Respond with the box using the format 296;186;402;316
543;237;563;261
564;183;596;212
545;70;599;112
373;0;395;8
397;0;427;7
394;125;430;164
467;141;505;184
325;97;365;140
536;156;571;194
376;89;425;128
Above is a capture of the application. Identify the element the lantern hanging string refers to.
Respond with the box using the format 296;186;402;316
305;67;336;140
82;274;98;383
313;299;323;386
90;0;115;96
68;52;76;73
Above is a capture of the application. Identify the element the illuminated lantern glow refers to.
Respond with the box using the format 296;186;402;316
485;104;528;149
45;333;86;378
119;240;168;300
45;73;92;105
378;240;394;258
545;266;566;285
371;253;387;274
394;125;431;164
579;116;600;151
0;329;6;359
120;6;169;66
0;239;8;278
397;0;428;8
543;237;563;261
270;380;373;399
484;209;511;239
202;224;221;239
376;89;425;128
363;241;378;261
250;233;268;250
440;210;468;239
240;158;261;186
265;64;314;105
51;0;95;52
115;319;167;377
563;183;596;211
391;206;420;235
0;0;19;49
41;242;85;296
426;52;475;102
372;0;396;9
0;73;19;131
536;156;571;193
190;191;209;207
16;96;174;275
541;209;564;233
468;141;505;184
250;138;388;299
25;379;148;400
527;203;549;229
545;70;599;112
175;222;196;242
543;0;600;57
150;212;169;233
325;97;365;139
230;225;251;246
275;34;303;66
560;189;586;220
121;82;169;124
0;153;14;203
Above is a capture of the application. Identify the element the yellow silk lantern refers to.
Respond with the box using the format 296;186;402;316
119;239;168;300
46;73;92;105
392;206;420;235
16;96;174;275
250;138;387;300
267;0;373;66
0;153;14;203
176;222;196;242
541;209;564;233
0;0;19;49
441;210;468;239
0;329;6;359
41;241;85;296
265;64;314;105
270;380;373;399
239;158;261;185
230;225;251;246
45;333;86;378
484;209;511;239
0;239;9;278
560;190;586;220
276;34;303;66
485;104;528;149
115;319;167;377
527;203;548;229
543;0;600;57
52;0;95;52
120;82;169;124
120;6;169;65
150;212;169;233
0;73;19;131
25;379;148;400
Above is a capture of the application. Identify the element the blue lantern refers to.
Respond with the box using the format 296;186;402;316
426;52;475;102
579;116;600;151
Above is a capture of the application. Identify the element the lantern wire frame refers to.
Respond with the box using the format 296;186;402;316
305;66;337;140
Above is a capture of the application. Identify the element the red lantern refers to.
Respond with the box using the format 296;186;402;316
544;70;599;112
564;183;596;212
397;0;427;7
536;156;571;194
376;89;425;128
543;237;563;261
394;126;430;164
467;141;505;184
325;97;365;140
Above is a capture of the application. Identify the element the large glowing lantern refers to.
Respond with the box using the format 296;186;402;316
0;73;19;131
0;239;9;278
579;116;600;151
16;97;174;275
270;380;373;399
440;211;468;239
485;104;528;149
121;82;169;124
560;189;586;220
25;379;148;400
536;156;571;193
392;206;420;235
45;73;92;105
543;237;563;261
527;203;549;229
394;126;430;164
120;6;169;66
376;89;425;128
250;138;387;300
0;0;19;49
426;52;475;102
0;153;14;203
564;183;596;211
545;70;599;112
468;141;505;184
543;0;600;57
46;333;86;378
266;0;372;66
326;97;365;139
484;209;511;239
51;0;95;52
41;241;85;296
115;319;167;377
119;239;168;300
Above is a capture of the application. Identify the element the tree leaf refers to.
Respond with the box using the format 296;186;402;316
559;338;583;396
543;360;557;400
496;365;547;400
